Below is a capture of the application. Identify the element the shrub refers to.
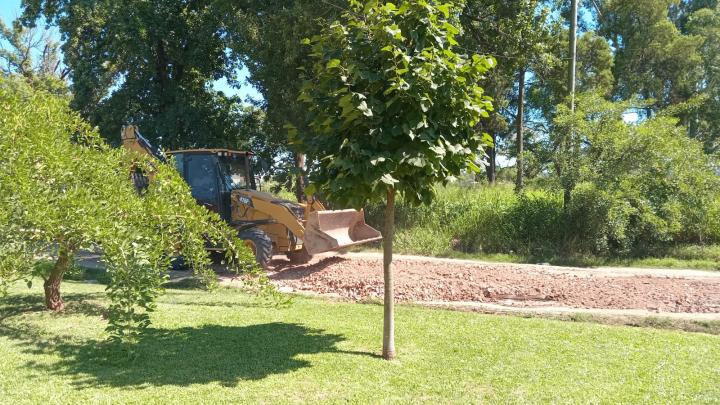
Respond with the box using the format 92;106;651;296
365;182;720;260
0;75;264;340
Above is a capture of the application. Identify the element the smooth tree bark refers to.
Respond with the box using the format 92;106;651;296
515;67;526;193
382;188;396;360
44;243;73;311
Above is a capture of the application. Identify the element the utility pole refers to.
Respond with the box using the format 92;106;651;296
563;0;578;210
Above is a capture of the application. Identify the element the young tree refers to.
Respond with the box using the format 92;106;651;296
0;76;263;339
294;0;494;359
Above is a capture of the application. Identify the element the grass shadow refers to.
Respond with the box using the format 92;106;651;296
6;322;349;388
0;292;107;321
0;291;361;388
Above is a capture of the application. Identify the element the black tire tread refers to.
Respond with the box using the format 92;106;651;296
238;228;273;269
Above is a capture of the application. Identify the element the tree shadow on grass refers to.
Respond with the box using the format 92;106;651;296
1;292;369;388
0;292;107;321
18;323;349;388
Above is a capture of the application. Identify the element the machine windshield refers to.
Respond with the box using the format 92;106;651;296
220;155;250;190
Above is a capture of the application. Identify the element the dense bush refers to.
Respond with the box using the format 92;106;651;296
366;183;720;260
369;94;720;261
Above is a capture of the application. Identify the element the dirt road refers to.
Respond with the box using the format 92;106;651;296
251;252;720;317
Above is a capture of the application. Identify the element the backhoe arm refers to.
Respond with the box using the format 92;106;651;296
121;125;167;163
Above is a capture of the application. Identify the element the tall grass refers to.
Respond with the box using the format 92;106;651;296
366;184;563;258
364;184;720;266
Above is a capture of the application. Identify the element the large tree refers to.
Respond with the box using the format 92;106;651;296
20;0;254;149
227;1;348;200
683;5;720;153
460;0;554;188
0;17;68;95
597;0;703;109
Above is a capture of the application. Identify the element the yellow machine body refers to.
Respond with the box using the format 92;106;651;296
121;125;381;265
229;189;381;255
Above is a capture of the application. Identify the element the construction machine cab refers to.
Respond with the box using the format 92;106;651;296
169;150;254;222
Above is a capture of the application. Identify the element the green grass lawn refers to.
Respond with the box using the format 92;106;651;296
1;281;719;404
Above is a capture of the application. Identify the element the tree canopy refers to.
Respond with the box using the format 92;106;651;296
295;0;495;208
0;76;264;339
19;0;255;149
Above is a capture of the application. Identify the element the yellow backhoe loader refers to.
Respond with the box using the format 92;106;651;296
121;125;382;268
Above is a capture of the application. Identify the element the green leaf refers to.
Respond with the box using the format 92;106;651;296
437;4;451;18
326;59;342;69
304;184;317;196
284;123;298;137
467;159;482;173
380;173;399;185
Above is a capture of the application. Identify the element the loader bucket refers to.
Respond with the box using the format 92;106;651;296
303;209;383;255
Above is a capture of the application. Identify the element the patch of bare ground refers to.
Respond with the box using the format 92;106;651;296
250;252;720;320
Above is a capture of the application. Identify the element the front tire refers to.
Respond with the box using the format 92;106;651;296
238;228;273;269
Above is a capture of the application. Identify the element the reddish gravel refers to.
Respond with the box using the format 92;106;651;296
265;253;720;313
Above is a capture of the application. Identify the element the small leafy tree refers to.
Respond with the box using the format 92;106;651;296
293;0;494;359
0;75;266;340
552;92;720;254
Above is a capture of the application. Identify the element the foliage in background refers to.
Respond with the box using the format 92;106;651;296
0;17;68;96
367;173;720;262
553;93;720;251
19;0;263;151
460;0;556;185
228;0;348;198
0;76;267;340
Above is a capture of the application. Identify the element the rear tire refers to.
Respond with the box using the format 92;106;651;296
238;228;273;269
287;247;313;264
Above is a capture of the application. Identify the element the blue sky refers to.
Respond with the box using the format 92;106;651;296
0;0;261;101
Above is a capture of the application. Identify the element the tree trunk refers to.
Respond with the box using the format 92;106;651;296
563;187;572;212
382;188;396;360
515;68;526;193
569;0;578;113
294;153;306;203
44;244;72;311
564;0;578;212
486;134;497;185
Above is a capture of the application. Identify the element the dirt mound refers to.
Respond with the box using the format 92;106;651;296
265;253;720;314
